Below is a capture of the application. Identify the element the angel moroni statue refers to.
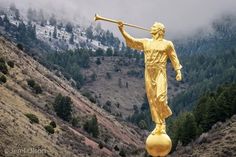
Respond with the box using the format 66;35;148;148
95;14;182;157
118;21;182;157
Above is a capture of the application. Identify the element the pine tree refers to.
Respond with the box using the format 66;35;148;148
69;33;74;44
53;26;57;39
180;113;197;145
49;14;57;26
53;94;73;121
65;22;73;33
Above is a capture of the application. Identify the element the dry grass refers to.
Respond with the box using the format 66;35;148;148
0;37;148;157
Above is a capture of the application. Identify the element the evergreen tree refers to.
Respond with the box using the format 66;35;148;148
180;113;197;145
106;48;113;56
95;48;104;56
53;94;73;121
69;33;74;44
83;115;99;138
86;26;93;39
53;26;57;39
65;22;73;33
15;9;20;20
49;14;57;26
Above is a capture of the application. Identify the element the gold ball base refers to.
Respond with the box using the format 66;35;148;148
146;133;172;157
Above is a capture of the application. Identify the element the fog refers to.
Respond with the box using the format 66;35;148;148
1;0;236;39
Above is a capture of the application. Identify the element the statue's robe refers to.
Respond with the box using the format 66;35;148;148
125;37;182;123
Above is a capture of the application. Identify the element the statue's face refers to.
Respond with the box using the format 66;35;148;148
150;22;165;37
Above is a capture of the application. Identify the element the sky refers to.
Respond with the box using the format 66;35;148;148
0;0;236;39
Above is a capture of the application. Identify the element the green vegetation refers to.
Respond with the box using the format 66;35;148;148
98;142;104;149
47;49;90;89
83;115;99;138
0;58;8;74
105;72;111;79
102;100;112;113
172;49;236;115
71;117;80;127
27;79;35;87
119;148;126;157
7;60;14;68
44;125;55;134
27;79;42;94
25;113;39;124
95;57;101;65
0;75;7;84
16;43;24;50
50;121;57;128
127;69;143;78
81;90;96;103
169;84;236;150
53;94;73;122
127;95;153;130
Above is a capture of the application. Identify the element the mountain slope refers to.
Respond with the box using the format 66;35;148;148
0;36;145;157
169;115;236;157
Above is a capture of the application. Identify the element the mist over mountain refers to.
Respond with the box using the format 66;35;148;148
1;0;236;39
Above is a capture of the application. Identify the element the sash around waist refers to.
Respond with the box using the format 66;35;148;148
145;62;166;69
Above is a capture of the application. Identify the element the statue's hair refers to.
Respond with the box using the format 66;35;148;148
151;22;165;34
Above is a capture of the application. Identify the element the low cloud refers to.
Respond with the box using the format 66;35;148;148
1;0;236;39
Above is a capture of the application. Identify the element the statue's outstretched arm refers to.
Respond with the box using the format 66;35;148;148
118;21;146;51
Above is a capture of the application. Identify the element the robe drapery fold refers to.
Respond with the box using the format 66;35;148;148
125;37;182;123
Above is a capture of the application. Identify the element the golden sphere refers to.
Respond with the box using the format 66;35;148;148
146;133;172;157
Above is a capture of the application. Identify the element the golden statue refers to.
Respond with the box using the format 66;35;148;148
94;14;182;157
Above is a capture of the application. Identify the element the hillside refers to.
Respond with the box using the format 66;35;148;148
80;57;186;118
0;36;146;157
169;115;236;157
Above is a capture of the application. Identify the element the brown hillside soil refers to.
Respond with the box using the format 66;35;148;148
0;37;145;157
81;57;187;118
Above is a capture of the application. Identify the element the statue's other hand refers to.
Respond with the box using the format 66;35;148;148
117;20;124;30
176;70;182;81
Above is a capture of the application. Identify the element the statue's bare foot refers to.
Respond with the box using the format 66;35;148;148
151;124;166;135
160;124;166;134
151;126;158;135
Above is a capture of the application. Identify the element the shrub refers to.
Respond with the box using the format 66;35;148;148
105;100;111;106
83;115;99;138
82;91;96;103
27;79;42;94
138;120;148;129
98;142;104;149
25;113;39;124
90;72;97;81
44;125;55;134
0;58;5;63
114;145;120;151
96;58;101;65
103;105;111;113
27;79;35;88
0;62;8;74
53;94;73;121
105;72;111;79
0;75;7;83
7;61;14;68
17;43;24;50
50;121;57;128
119;148;126;157
71;117;80;127
33;84;42;94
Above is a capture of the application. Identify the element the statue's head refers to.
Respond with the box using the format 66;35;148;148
150;22;165;38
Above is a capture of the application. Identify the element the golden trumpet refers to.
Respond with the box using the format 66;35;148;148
94;14;150;31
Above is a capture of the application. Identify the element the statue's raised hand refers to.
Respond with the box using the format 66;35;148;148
117;20;124;31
